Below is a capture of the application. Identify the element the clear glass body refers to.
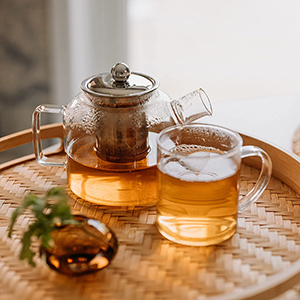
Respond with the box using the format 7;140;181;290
156;124;272;246
33;88;213;206
63;90;170;206
63;90;171;164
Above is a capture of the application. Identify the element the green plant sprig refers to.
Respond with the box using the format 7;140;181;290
8;187;77;267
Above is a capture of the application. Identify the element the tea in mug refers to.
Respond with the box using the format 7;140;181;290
156;147;240;246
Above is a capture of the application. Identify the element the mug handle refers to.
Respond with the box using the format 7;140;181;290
238;145;272;212
32;104;66;167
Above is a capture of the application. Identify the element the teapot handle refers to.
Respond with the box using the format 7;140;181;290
32;104;66;167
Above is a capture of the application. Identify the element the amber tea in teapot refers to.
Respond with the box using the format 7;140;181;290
33;63;213;206
65;135;158;205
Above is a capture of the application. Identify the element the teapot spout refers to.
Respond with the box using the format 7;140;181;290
147;88;213;133
170;88;213;124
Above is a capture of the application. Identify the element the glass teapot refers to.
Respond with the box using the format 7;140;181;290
32;62;213;206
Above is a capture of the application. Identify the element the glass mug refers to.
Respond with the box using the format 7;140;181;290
156;124;272;246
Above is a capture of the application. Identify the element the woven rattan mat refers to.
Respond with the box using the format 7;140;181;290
293;125;300;157
1;154;300;300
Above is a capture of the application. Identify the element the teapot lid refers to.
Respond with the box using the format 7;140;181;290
81;62;159;98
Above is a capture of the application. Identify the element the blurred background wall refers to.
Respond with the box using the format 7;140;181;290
0;0;299;163
0;0;51;162
0;0;50;136
127;0;300;101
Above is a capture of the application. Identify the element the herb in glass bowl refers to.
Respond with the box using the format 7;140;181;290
8;187;77;267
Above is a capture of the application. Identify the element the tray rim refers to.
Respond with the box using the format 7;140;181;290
1;123;300;300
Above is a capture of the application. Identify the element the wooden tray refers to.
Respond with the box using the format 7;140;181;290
1;124;300;300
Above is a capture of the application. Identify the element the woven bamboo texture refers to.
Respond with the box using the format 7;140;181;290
1;126;300;300
293;125;300;157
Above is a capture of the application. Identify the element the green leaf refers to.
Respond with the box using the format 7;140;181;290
23;193;38;208
7;187;75;267
8;207;24;238
20;228;37;267
32;197;46;215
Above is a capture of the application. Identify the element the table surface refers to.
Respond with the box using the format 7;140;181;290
205;95;300;155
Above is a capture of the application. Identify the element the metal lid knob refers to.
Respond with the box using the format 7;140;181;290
111;62;131;83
